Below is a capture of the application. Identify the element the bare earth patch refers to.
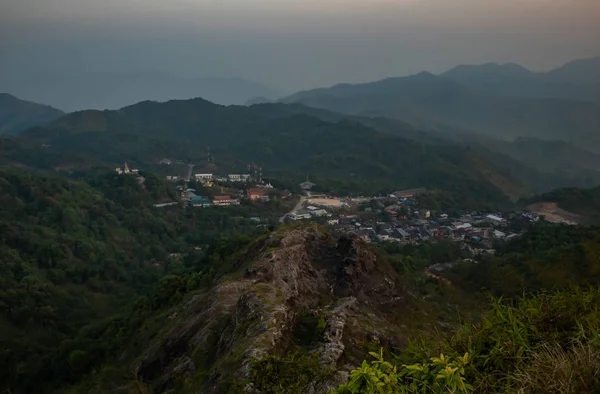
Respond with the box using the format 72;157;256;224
308;198;342;208
527;202;584;225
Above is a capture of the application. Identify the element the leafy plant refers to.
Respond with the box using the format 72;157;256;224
335;348;472;394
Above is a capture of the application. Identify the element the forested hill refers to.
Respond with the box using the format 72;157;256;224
7;98;522;208
0;93;64;135
0;168;289;392
53;222;600;394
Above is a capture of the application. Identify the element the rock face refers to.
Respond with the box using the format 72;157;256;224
136;225;415;393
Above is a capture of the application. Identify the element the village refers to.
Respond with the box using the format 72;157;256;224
282;186;539;254
118;157;541;255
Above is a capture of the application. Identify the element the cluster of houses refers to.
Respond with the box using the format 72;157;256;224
285;188;539;253
288;205;331;220
178;179;285;209
332;212;523;248
164;169;259;184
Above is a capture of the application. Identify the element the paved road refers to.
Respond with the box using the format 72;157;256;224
279;195;306;223
185;164;195;182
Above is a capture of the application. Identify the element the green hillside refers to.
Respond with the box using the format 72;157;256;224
251;103;600;193
1;165;599;393
0;168;291;392
7;98;523;209
46;222;600;394
0;93;64;135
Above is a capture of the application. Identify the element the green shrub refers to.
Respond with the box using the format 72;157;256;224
335;348;472;394
248;352;330;393
338;287;600;394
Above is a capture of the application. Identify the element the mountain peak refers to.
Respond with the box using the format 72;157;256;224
548;56;600;84
414;70;435;78
134;224;411;391
443;62;533;78
0;92;17;100
0;93;64;135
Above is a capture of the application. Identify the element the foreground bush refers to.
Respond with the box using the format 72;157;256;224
335;349;472;394
336;286;600;393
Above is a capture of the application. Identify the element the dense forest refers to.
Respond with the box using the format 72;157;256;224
0;168;291;392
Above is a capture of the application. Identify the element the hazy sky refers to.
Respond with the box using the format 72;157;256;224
1;0;599;92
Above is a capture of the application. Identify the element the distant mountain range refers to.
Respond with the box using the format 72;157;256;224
3;55;600;202
248;102;600;193
0;72;284;112
442;57;600;102
282;56;600;153
0;93;64;135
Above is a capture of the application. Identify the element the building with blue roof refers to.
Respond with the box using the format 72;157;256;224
190;196;213;208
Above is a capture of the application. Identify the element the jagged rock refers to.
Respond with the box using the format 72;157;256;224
135;225;417;393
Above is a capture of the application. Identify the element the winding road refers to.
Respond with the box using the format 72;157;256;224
279;195;307;223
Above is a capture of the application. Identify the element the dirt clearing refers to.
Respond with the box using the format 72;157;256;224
527;202;583;225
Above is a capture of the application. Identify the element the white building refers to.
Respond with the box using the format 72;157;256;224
311;209;330;217
486;214;505;223
228;174;251;182
454;223;473;230
195;173;213;180
289;210;312;220
493;230;507;239
115;162;139;175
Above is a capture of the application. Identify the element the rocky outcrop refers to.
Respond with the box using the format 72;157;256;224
135;224;415;393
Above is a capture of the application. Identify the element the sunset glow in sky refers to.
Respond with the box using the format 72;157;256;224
1;0;599;91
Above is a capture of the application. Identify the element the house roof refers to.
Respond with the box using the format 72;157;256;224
213;195;231;201
486;214;504;221
248;188;265;196
191;196;212;204
300;181;316;189
395;228;410;237
454;223;472;230
393;188;427;198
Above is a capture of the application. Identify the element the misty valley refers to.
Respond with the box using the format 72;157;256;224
2;2;600;392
